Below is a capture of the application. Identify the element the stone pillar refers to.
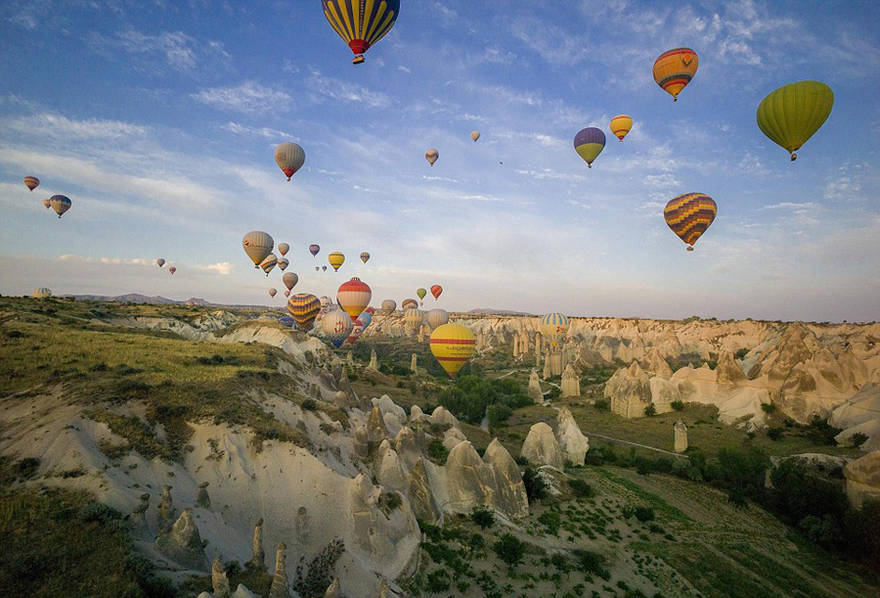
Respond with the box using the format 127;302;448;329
528;370;543;403
157;485;176;532
550;351;563;377
324;578;341;598
513;335;519;357
268;543;290;598
535;333;542;356
542;352;552;379
212;558;231;598
369;349;378;370
131;493;150;527
249;518;265;570
674;420;688;453
346;351;354;365
561;363;580;398
410;353;418;374
196;482;210;508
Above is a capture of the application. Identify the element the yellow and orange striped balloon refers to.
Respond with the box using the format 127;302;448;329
328;251;345;271
429;323;476;378
287;293;321;332
653;48;698;102
664;193;716;250
609;115;633;141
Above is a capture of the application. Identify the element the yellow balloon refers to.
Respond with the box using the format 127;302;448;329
429;323;476;378
328;251;345;271
609;115;633;142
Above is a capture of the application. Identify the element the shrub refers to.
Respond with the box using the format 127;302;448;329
805;415;841;446
572;549;609;580
760;402;777;414
425;568;451;592
735;348;749;360
644;404;657;417
426;439;449;464
486;403;513;428
522;467;547;504
670;400;685;411
568;478;594;498
301;398;317;411
437;375;530;425
633;506;655;522
850;432;869;448
492;533;527;569
470;506;495;529
593;399;609;410
538;510;562;535
767;427;784;441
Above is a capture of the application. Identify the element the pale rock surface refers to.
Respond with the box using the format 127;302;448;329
268;543;290;598
393;426;422;470
407;458;442;524
156;508;207;570
528;370;543;402
409;405;428;423
649;377;680;413
249;518;265;570
372;395;407;422
324;577;341;598
365;404;389;451
295;506;310;544
831;384;880;450
482;439;529;519
443;426;468;451
674;420;688;453
375;439;408;492
555;408;589;465
211;558;231;598
157;484;176;532
844;450;880;508
542;352;552;379
410;353;418;373
369;349;378;370
644;348;673;379
444;441;500;515
520;422;564;469
561;364;581;398
429;406;459;428
605;361;652;418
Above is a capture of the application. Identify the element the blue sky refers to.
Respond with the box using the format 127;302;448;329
1;0;878;321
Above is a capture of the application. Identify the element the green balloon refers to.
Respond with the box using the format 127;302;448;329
756;81;833;161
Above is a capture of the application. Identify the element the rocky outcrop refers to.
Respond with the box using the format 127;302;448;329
211;558;231;598
605;361;652;418
674;420;688;453
375;439;408;492
394;426;422;470
157;484;176;532
844;450;880;508
268;543;290;598
555;408;589;465
442;427;468;451
644;348;673;379
196;481;211;508
483;439;529;519
324;577;341;598
365;404;389;450
407;458;441;523
716;350;746;388
831;384;880;450
561;364;580;398
429;406;459;428
156;508;207;569
528;370;543;402
445;441;499;514
520;422;564;469
369;349;378;370
249;518;265;570
296;506;311;544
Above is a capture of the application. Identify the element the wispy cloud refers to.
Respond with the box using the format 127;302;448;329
305;68;391;108
193;262;234;276
192;81;291;113
58;255;151;266
88;29;227;72
222;121;292;139
3;113;146;139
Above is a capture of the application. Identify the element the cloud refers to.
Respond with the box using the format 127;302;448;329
3;113;147;139
58;255;151;266
88;29;227;72
507;15;590;65
193;262;234;276
192;81;291;113
305;68;391;108
222;121;292;139
398;65;411;74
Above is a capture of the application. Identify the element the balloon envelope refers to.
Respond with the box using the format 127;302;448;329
23;176;39;191
168;266;176;275
156;258;165;268
416;288;427;300
401;298;418;311
381;299;396;315
268;288;277;297
321;0;400;64
425;149;439;166
404;308;423;330
243;231;274;267
274;142;305;181
278;258;289;271
756;81;833;161
609;115;633;142
260;254;278;275
337;277;372;321
282;272;298;291
653;48;698;101
360;251;370;264
471;131;480;142
574;128;605;168
287;293;320;332
42;198;51;209
49;195;71;218
277;243;290;256
356;310;372;330
430;284;442;300
321;309;353;348
309;244;320;257
426;308;449;330
279;316;295;328
664;193;717;249
540;313;570;347
328;251;345;271
430;323;476;378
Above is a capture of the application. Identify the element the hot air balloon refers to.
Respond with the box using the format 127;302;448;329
356;309;372;330
49;195;71;218
426;308;449;330
274;142;305;181
242;231;274;268
430;323;476;378
278;243;290;256
664;193;717;250
471;131;480;142
156;258;166;268
609;115;633;142
260;253;278;276
287;293;320;332
756;81;833;161
284;290;290;297
279;315;295;328
653;48;698;102
360;251;370;264
404;307;423;331
168;266;176;275
337;277;371;321
328;251;345;271
381;299;396;315
322;265;327;271
319;296;332;310
282;272;298;291
23;176;39;191
321;309;353;348
278;258;289;271
268;288;277;298
574;128;605;168
42;198;51;209
416;288;427;304
401;298;418;311
315;266;320;271
309;244;320;257
425;149;439;166
321;0;400;65
540;313;570;348
430;284;442;300
32;288;52;298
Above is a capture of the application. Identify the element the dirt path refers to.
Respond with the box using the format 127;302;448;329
585;431;689;458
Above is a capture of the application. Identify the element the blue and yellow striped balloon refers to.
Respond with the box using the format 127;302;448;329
574;128;605;168
664;193;717;250
321;0;400;65
540;313;570;346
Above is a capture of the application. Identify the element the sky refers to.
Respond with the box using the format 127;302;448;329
1;0;878;322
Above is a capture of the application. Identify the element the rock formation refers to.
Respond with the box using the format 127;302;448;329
644;348;673;379
131;493;149;527
549;351;563;376
605;361;652;418
296;506;311;544
520;422;564;469
429;406;459;428
157;484;176;532
410;353;418;373
556;407;589;465
407;458;442;523
249;518;265;570
212;558;231;598
369;348;378;370
393;426;421;470
483;438;529;518
561;364;580;397
442;426;468;451
528;370;543;402
268;543;290;598
674;420;688;453
156;508;207;569
324;577;341;598
831;384;880;450
445;441;501;515
542;352;551;379
365;404;389;451
375;439;408;492
196;481;211;508
844;450;880;508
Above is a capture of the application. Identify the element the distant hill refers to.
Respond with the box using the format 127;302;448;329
468;307;533;316
64;293;276;310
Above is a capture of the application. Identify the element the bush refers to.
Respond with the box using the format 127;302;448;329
760;402;777;414
300;398;317;411
538;510;561;535
644;404;657;417
805;415;841;446
767;427;784;441
670;400;684;411
486;403;513;428
850;432;869;448
426;439;449;464
492;533;527;569
470;506;495;529
437;375;530;425
425;568;451;592
572;549;610;580
568;479;594;498
593;399;609;410
522;467;547;504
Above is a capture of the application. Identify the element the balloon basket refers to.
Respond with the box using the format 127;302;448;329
353;55;365;65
